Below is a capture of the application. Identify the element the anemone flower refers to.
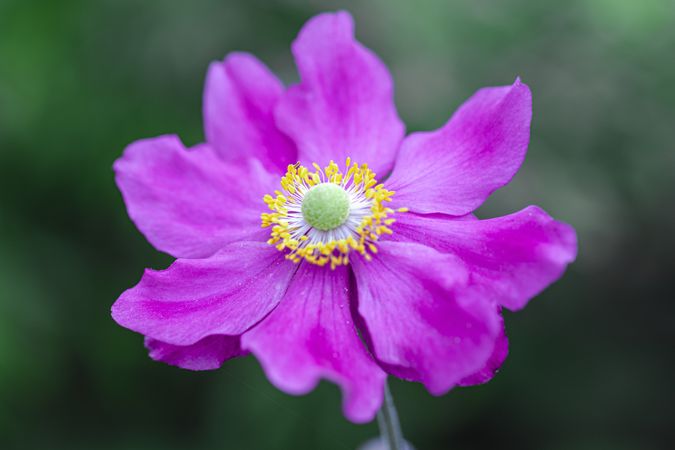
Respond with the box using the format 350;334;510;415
112;10;577;436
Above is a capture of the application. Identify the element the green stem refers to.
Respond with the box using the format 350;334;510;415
377;381;405;450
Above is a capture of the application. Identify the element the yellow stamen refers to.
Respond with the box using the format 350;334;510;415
260;158;407;268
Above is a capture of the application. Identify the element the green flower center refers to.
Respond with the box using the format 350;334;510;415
301;183;350;231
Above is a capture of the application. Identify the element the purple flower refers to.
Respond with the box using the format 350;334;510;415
112;11;577;423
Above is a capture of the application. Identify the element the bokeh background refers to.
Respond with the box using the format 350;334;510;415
1;0;674;449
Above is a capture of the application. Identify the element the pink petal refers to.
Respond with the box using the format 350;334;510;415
111;242;296;346
387;79;532;215
114;136;275;259
351;241;501;395
392;206;578;311
203;52;297;173
458;313;508;386
145;335;246;371
275;11;404;176
242;264;386;423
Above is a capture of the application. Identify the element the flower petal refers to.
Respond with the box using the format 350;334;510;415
242;264;385;423
111;242;296;346
203;52;297;173
145;335;246;371
458;313;508;386
351;241;501;395
275;11;404;176
387;79;532;215
392;206;578;311
114;135;275;258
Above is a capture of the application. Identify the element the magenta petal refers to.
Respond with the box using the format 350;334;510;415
203;52;297;173
111;242;296;346
458;313;508;386
393;206;578;311
388;79;532;215
145;335;246;371
351;241;501;395
114;136;275;258
242;264;385;423
275;11;404;175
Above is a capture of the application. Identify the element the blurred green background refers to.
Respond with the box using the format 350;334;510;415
1;0;674;449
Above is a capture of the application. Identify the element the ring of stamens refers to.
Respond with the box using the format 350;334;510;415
261;158;408;269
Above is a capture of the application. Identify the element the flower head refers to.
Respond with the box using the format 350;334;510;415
112;11;577;423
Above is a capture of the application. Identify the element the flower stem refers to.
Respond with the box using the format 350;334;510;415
377;381;406;450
